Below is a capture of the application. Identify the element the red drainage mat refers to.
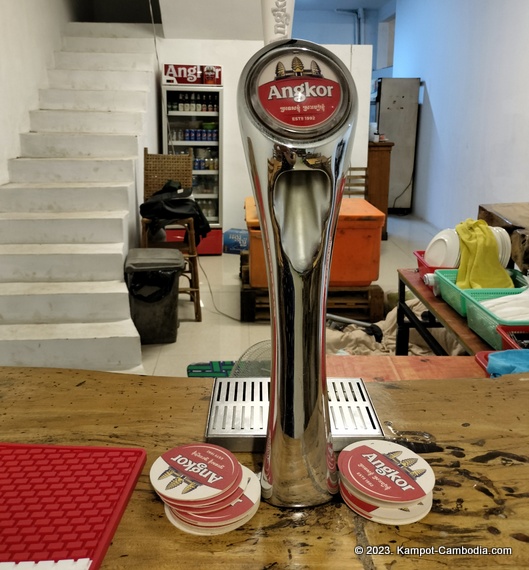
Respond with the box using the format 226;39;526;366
0;442;146;569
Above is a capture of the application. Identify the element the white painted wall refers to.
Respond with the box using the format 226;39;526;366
0;0;74;184
293;8;381;68
159;0;262;41
155;40;372;231
293;10;357;44
394;0;529;231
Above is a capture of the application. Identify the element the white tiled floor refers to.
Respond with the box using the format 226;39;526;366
141;214;440;377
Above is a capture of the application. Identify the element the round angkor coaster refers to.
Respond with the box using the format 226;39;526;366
340;480;433;525
162;470;247;513
175;466;260;527
338;440;435;507
150;443;243;505
165;500;260;536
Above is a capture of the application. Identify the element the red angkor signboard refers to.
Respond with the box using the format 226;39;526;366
163;64;222;85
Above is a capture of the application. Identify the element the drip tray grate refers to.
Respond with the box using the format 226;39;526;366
205;377;383;452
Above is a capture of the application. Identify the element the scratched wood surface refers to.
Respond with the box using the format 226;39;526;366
326;354;487;382
0;366;528;569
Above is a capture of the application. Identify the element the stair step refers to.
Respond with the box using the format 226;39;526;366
62;35;156;54
8;156;135;183
0;182;132;213
0;320;142;371
0;243;125;282
0;21;156;373
54;51;154;71
63;22;160;39
39;88;148;112
29;109;144;134
47;68;152;91
0;281;131;324
0;211;128;244
20;132;139;158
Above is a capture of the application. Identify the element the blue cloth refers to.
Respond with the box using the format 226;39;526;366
487;349;529;378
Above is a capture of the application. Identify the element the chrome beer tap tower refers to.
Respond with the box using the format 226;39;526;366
237;39;358;507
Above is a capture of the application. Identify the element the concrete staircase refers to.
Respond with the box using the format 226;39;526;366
0;23;159;372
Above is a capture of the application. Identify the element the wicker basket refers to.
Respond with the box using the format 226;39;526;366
143;148;193;200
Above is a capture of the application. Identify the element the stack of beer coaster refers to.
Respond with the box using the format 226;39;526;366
337;439;435;525
150;442;260;535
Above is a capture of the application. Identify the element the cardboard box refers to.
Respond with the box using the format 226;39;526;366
223;228;249;254
245;197;385;288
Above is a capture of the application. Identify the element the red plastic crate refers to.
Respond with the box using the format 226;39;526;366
497;325;529;349
414;250;450;279
474;351;494;377
0;443;146;568
166;227;223;255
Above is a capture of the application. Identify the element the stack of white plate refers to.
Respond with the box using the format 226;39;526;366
424;228;460;268
490;226;511;268
424;226;511;269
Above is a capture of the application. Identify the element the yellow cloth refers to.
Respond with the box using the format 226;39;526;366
455;218;513;289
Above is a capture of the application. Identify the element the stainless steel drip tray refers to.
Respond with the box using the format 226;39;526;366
205;377;383;452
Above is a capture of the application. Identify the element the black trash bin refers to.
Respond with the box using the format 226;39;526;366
125;248;186;344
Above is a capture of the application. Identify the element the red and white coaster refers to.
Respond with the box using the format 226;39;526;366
162;471;247;513
150;443;260;535
338;439;435;524
150;443;242;506
171;466;260;528
340;480;433;525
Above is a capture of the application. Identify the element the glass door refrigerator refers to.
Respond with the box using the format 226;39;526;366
162;78;223;254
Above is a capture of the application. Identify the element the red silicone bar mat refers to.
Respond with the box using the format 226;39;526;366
0;443;146;568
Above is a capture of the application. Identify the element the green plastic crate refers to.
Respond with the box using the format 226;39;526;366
465;288;529;350
435;269;528;317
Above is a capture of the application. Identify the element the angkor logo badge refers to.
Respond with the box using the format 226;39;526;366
258;56;342;128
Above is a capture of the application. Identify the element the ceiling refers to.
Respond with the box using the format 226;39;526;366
295;0;391;10
158;0;393;41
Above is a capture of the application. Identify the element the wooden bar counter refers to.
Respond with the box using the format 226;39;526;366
1;366;528;569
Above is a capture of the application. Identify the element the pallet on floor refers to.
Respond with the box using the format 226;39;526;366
240;283;384;323
239;252;384;323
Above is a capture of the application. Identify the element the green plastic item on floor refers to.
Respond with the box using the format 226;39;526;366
187;361;234;378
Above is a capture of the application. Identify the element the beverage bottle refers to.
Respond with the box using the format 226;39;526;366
207;94;213;112
190;93;196;112
196;93;202;111
184;93;190;112
178;93;184;111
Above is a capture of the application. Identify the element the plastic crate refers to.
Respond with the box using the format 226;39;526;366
497;325;529;349
465;288;529;350
435;268;528;317
474;351;494;377
414;250;449;279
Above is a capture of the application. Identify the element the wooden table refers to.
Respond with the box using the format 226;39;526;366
478;202;529;273
478;202;529;233
2;367;528;568
326;354;487;381
396;268;492;356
